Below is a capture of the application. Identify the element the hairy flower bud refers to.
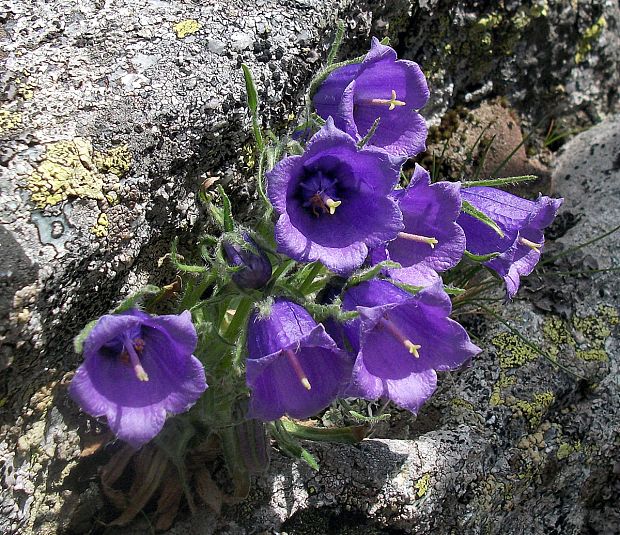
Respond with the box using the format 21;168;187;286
223;234;272;290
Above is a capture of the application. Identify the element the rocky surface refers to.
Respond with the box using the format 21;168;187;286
0;0;619;534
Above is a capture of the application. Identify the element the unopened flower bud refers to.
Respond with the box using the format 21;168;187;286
223;234;272;290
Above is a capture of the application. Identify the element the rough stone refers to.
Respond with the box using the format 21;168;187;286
0;0;619;534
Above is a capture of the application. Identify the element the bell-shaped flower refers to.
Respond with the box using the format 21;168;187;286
223;232;272;290
457;187;563;298
313;37;429;158
245;299;352;421
69;309;207;448
370;164;466;286
267;117;403;274
333;280;480;414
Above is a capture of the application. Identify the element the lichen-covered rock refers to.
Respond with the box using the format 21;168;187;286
0;0;619;533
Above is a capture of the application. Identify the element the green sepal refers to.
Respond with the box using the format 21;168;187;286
463;250;501;262
326;20;345;65
345;260;401;289
461;200;505;238
113;285;162;314
73;319;98;354
269;421;319;471
170;238;210;273
461;175;536;188
303;301;359;323
357;117;381;148
280;418;368;444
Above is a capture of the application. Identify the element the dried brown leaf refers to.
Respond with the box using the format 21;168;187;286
154;466;183;531
193;466;223;514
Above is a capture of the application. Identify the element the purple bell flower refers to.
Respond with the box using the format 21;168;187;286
69;309;207;448
457;187;563;298
223;233;272;290
313;37;429;158
370;164;466;286
267;117;403;274
334;280;480;414
246;299;352;421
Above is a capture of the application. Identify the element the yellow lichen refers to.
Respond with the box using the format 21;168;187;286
576;349;608;362
414;473;430;498
489;372;516;406
511;392;554;428
492;332;538;369
575;16;606;64
173;19;201;39
93;144;132;177
0;109;22;135
91;213;109;237
26;139;129;209
451;397;475;411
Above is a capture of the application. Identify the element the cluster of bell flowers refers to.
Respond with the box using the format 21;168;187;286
69;38;562;448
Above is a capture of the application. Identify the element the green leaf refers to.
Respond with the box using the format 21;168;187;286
269;421;319;471
170;238;210;273
461;175;537;188
280;419;368;444
73;319;98;354
241;64;264;151
241;64;258;114
461;200;505;238
217;185;234;232
463;250;501;262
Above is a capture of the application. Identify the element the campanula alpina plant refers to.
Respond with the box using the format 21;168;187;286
332;280;480;413
245;299;352;421
66;26;568;528
69;309;207;448
266;117;403;274
370;164;466;286
313;37;429;158
457;187;563;298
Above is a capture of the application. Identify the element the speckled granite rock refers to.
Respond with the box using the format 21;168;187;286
1;0;619;534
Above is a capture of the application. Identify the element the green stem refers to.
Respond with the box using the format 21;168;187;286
461;175;537;188
540;223;620;266
224;297;254;343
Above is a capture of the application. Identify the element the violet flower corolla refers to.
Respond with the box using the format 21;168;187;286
370;164;465;286
457;187;563;298
245;299;352;421
223;233;272;290
267;117;403;274
330;280;480;413
69;309;207;448
313;37;429;158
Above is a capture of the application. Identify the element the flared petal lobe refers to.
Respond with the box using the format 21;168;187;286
267;118;403;274
69;309;207;448
457;187;563;297
313;37;429;158
371;165;465;286
334;280;479;413
246;300;353;421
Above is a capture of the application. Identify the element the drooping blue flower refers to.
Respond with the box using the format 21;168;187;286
69;309;207;448
223;233;272;290
330;280;480;413
457;187;563;298
245;299;352;421
313;37;429;158
370;164;466;286
267;117;403;274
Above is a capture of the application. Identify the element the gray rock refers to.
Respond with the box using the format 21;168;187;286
0;0;619;533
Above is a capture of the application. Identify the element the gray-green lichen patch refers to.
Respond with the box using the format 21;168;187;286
0;108;22;135
575;16;606;64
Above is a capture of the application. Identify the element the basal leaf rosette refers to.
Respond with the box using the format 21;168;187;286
69;309;207;448
267;117;404;274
